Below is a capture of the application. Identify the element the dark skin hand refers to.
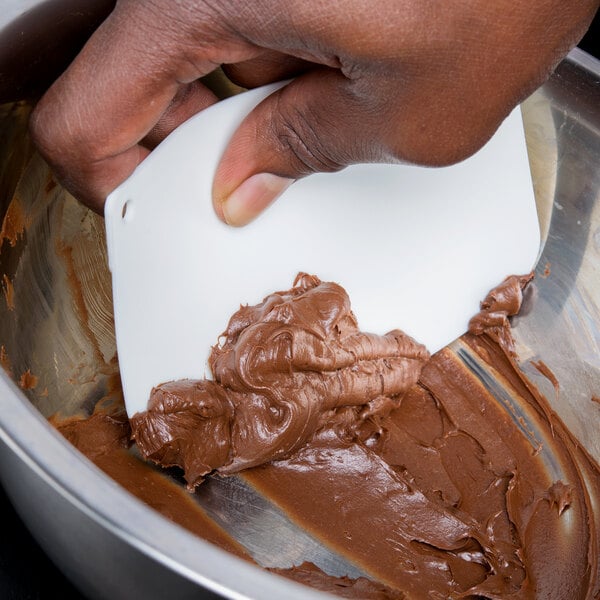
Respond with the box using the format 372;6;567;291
30;0;599;226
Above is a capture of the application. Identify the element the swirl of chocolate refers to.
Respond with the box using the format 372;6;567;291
131;274;429;488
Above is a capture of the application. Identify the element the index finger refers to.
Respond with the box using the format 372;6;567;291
29;2;241;212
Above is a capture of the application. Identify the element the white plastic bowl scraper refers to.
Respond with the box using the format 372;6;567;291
105;82;540;418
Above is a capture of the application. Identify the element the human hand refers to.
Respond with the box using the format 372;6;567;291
30;0;599;224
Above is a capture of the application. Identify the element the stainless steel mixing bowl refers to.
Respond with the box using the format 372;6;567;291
0;2;599;596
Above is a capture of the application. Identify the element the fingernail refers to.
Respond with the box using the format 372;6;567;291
220;173;294;227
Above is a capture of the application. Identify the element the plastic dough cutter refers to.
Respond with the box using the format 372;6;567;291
105;82;540;418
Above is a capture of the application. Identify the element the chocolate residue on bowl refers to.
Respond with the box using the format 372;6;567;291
53;410;251;561
54;273;600;599
19;368;38;390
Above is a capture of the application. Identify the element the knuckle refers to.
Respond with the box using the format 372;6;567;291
272;102;346;175
30;102;94;167
29;92;110;200
28;102;56;159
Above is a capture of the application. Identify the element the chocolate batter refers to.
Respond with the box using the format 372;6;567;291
55;273;600;599
131;273;429;487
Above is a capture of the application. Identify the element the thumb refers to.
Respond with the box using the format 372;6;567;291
212;70;391;227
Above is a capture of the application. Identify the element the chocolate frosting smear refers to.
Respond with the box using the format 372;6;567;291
131;273;430;487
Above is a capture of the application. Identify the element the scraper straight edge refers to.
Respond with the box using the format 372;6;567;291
105;81;540;417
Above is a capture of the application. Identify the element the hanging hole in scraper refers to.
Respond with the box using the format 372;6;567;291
121;199;134;222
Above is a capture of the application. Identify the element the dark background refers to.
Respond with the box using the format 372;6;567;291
580;10;600;57
0;485;83;599
1;10;599;600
